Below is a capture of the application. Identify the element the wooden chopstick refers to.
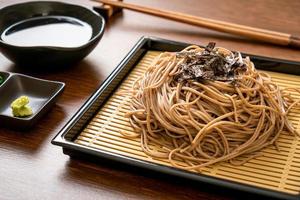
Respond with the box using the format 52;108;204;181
93;0;300;48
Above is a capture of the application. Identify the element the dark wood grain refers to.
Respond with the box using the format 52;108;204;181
0;0;299;199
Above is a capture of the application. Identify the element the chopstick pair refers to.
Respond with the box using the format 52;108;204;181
93;0;300;49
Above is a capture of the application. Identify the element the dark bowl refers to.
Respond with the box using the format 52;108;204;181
0;1;105;69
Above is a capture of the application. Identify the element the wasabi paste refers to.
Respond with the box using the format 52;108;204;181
11;96;33;117
0;76;3;85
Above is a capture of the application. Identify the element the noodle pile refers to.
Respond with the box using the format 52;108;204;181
124;44;300;170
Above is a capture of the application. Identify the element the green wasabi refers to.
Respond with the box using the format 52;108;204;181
0;76;3;85
11;96;33;117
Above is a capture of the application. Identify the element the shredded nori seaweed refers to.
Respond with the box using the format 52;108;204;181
176;42;246;82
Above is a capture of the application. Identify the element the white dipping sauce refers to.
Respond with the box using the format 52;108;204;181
1;16;93;47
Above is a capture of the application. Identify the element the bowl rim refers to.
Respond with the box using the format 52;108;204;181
0;1;105;51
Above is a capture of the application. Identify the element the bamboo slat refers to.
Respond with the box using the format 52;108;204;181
75;51;300;195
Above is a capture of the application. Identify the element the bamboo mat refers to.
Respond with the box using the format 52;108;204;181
75;51;300;195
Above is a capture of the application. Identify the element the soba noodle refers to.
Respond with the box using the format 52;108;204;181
124;44;299;170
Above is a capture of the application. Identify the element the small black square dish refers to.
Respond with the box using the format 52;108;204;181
0;72;65;130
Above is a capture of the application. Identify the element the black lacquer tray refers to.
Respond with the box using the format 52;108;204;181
52;37;300;200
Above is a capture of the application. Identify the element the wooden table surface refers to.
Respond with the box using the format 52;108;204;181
1;0;300;199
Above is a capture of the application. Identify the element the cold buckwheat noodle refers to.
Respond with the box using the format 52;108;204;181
123;43;300;170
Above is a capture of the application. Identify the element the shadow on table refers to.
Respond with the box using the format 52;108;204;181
0;59;105;154
0;103;67;154
61;155;277;200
